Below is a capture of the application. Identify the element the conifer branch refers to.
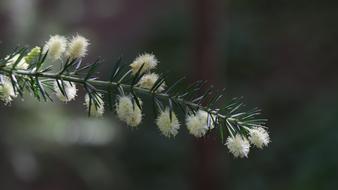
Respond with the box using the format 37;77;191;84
0;34;270;158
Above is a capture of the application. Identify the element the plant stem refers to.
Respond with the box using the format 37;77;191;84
1;68;232;121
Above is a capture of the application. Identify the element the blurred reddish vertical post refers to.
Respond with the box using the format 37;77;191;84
191;0;224;189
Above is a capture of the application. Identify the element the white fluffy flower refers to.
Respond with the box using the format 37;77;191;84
185;110;213;137
85;93;105;117
226;134;250;158
156;108;180;138
6;54;29;70
0;76;17;104
44;35;67;60
53;80;77;102
248;127;270;149
116;95;142;127
66;35;89;59
197;110;215;129
130;53;158;75
137;73;165;92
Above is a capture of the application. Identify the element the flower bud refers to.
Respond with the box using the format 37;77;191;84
248;127;270;149
137;73;165;92
85;93;105;117
54;80;77;102
226;134;250;158
0;76;17;104
156;108;180;138
66;35;89;59
185;110;214;137
116;95;142;127
24;46;41;64
130;53;158;75
6;54;29;70
44;35;67;60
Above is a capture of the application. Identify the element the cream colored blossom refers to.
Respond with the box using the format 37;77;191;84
53;80;77;102
0;76;17;104
137;73;165;92
6;54;29;70
116;95;142;127
156;108;180;138
84;93;105;117
197;110;215;129
226;134;250;158
248;127;270;149
130;53;158;75
66;35;89;59
186;110;213;137
44;35;67;60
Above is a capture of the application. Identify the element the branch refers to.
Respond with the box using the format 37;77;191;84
0;34;270;158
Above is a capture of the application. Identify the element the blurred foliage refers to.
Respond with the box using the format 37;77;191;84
1;0;338;190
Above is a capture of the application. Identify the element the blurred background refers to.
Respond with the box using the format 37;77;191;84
1;0;338;189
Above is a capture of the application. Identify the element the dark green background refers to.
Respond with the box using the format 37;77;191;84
0;0;337;189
